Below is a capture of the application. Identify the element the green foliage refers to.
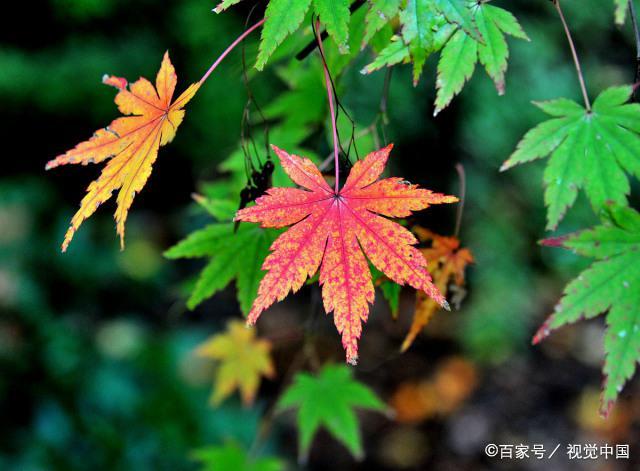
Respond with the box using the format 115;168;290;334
213;0;243;14
614;0;627;24
435;2;528;114
540;205;640;415
434;29;477;114
231;0;355;70
193;443;284;471
165;214;279;312
363;0;527;113
502;86;640;230
371;266;401;317
401;0;453;84
313;0;351;53
433;0;479;39
256;0;313;70
363;0;401;46
361;36;410;74
277;364;386;461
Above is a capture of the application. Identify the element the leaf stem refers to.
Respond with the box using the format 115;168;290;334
552;0;591;111
314;19;341;192
199;18;265;84
454;163;466;238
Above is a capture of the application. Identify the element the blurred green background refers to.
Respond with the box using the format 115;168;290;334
2;0;640;469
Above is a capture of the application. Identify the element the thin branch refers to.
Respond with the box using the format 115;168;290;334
552;0;591;111
295;0;367;60
454;163;466;238
315;19;341;192
379;68;392;146
199;18;265;84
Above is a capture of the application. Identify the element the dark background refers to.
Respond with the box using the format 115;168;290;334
1;0;640;469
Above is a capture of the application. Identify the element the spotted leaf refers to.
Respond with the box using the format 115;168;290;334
235;144;457;363
46;52;200;251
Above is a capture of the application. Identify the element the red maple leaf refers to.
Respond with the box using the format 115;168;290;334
235;144;458;363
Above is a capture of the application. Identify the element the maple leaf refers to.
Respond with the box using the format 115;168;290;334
192;443;284;471
434;1;528;114
165;197;279;312
362;0;526;111
277;364;386;461
235;144;458;364
401;228;473;352
196;320;275;406
361;0;460;81
501;86;640;230
46;52;200;251
535;205;640;416
363;0;401;47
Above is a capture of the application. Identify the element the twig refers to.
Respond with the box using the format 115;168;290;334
315;19;341;192
199;18;265;84
379;68;392;145
295;0;367;60
454;163;466;238
552;0;591;111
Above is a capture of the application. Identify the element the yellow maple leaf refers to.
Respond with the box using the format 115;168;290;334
46;52;200;251
196;320;275;406
400;228;474;352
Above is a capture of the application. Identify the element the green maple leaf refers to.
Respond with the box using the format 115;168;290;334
212;0;243;14
362;1;525;111
361;36;411;74
363;0;401;47
192;443;283;471
277;364;387;461
401;0;456;84
246;0;353;70
433;0;480;40
165;198;280;312
501;86;640;230
262;61;326;128
434;1;528;114
313;0;351;53
362;0;457;80
536;205;640;416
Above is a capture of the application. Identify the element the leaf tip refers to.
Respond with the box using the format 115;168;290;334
532;318;552;345
539;235;569;248
102;74;128;89
599;398;614;419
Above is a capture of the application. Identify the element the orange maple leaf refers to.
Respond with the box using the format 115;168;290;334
46;52;200;251
389;356;478;423
401;228;474;352
235;145;458;363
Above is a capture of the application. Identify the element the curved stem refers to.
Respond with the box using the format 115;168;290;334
553;0;591;111
454;163;466;238
314;20;341;192
199;18;265;84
